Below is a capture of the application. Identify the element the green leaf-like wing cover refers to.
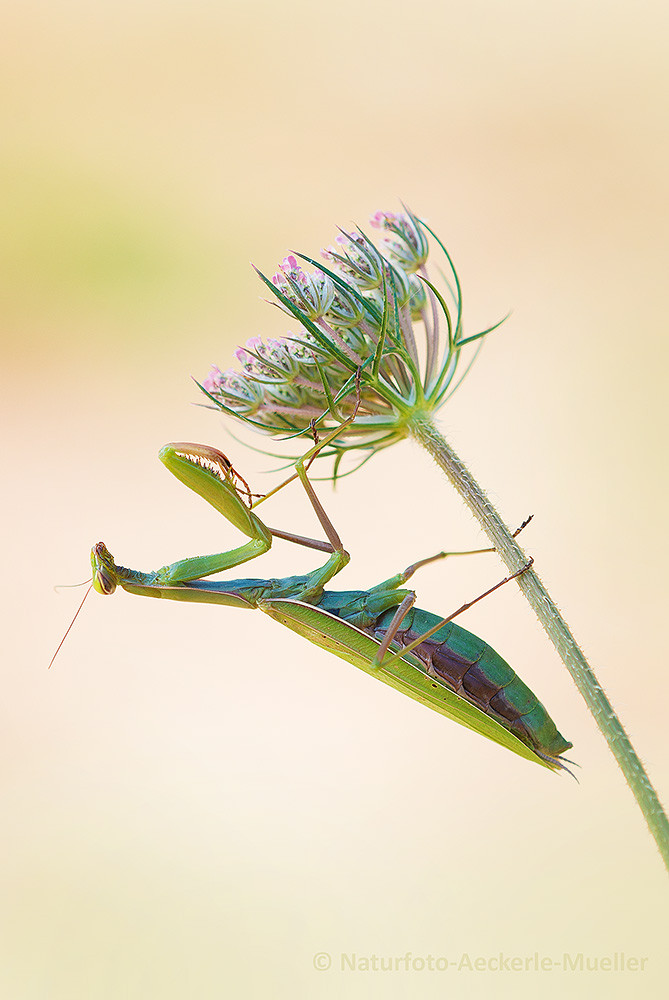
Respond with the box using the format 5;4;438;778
261;598;554;769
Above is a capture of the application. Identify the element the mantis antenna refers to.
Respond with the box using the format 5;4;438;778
48;584;93;669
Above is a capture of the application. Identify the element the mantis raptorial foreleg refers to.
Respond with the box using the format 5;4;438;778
91;394;367;604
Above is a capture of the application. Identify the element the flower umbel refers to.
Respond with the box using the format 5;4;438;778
199;208;504;474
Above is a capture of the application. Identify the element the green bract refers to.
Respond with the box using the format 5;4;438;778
198;208;505;475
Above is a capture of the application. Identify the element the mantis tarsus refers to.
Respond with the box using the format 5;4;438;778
89;420;573;772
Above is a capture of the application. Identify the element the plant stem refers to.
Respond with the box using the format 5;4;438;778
407;412;669;871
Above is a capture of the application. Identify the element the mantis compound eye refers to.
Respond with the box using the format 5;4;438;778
94;566;116;595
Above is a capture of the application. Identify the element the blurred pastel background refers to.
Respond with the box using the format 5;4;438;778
3;1;668;997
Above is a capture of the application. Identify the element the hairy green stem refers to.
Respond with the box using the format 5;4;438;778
407;412;669;871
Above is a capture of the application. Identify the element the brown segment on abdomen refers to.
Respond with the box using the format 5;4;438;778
489;689;521;722
397;629;521;728
394;629;480;692
509;717;532;744
429;641;476;689
461;663;503;708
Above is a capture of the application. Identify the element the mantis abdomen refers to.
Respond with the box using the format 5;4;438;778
377;606;571;759
312;591;571;762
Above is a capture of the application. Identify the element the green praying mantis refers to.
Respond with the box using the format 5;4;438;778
87;407;573;773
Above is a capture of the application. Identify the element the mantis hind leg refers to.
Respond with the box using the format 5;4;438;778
396;515;534;587
372;559;535;668
362;516;534;615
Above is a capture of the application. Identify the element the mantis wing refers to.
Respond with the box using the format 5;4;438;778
261;598;555;770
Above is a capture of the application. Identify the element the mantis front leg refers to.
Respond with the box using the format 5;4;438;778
91;422;355;605
92;442;274;600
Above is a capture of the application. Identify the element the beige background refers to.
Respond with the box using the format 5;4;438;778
3;1;668;997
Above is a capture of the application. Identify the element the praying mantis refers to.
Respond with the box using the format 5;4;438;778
89;413;573;772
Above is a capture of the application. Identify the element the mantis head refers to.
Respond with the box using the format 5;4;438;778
91;542;118;595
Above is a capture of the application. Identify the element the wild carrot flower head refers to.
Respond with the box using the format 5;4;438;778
199;207;504;475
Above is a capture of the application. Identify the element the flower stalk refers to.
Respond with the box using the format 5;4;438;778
199;207;669;870
408;413;669;871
